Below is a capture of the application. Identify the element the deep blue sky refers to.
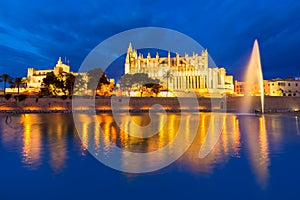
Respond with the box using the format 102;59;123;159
0;0;300;80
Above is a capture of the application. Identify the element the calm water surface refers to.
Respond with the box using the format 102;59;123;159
1;112;300;200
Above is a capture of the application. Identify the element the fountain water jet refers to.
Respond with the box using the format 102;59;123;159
242;39;264;113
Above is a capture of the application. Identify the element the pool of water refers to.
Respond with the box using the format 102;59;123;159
1;112;300;200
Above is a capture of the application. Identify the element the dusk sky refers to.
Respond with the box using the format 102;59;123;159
0;0;300;80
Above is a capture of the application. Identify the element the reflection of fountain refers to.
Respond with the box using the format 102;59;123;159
243;39;264;113
296;116;300;135
240;115;269;188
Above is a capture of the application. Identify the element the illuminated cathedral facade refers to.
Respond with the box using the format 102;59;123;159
125;43;234;95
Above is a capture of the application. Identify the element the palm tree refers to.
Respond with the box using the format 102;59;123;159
14;77;23;94
163;70;174;97
0;74;13;94
21;77;28;88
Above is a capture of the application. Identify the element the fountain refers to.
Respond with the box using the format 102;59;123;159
242;39;264;113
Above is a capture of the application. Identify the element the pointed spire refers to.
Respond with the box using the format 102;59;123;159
128;42;133;53
168;51;171;67
126;43;133;64
156;52;159;59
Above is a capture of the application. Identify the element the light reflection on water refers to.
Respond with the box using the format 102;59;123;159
1;113;300;189
0;114;73;173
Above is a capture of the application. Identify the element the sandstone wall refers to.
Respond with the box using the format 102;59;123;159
0;96;299;113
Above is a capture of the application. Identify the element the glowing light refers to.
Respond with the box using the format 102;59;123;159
23;106;41;110
49;106;66;110
0;106;14;110
243;39;264;113
21;114;42;169
198;106;207;110
96;105;111;110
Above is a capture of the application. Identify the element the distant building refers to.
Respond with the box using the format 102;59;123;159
26;57;115;96
125;43;234;96
234;80;245;95
27;57;71;89
264;78;300;96
234;78;300;97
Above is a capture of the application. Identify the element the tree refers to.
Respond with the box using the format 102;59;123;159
73;74;87;95
65;73;76;95
132;73;149;86
14;77;23;94
132;73;149;97
119;73;160;97
163;70;174;97
87;68;110;95
40;72;63;95
144;83;162;97
0;74;13;94
119;74;134;96
21;77;28;88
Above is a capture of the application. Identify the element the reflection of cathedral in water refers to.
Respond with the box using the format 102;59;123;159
76;113;272;184
0;112;282;183
76;113;242;174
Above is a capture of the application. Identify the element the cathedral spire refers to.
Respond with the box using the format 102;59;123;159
128;42;133;53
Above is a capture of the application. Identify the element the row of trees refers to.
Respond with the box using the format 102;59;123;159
119;73;162;97
40;68;111;96
0;74;28;94
118;70;174;97
1;69;174;97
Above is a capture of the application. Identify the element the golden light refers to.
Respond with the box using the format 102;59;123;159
96;105;111;110
23;106;41;110
140;106;151;110
73;106;90;111
49;106;66;110
198;106;207;110
21;114;42;169
0;106;14;110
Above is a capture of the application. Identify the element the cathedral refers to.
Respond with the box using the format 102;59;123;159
125;43;234;95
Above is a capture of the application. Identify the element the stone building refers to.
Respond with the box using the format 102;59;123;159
264;78;300;96
27;57;70;89
124;43;234;95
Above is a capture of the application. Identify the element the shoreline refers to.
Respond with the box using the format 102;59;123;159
0;96;300;114
1;109;299;114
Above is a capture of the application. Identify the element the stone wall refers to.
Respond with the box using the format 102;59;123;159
0;95;299;113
